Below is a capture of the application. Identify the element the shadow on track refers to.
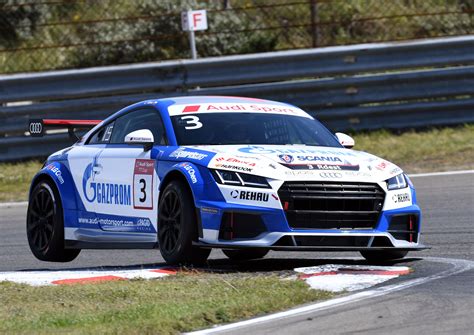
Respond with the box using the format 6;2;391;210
14;257;422;274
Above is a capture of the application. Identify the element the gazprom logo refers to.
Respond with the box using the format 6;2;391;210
82;162;131;206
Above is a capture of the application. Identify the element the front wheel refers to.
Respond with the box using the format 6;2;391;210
158;180;210;265
360;250;408;263
27;179;80;262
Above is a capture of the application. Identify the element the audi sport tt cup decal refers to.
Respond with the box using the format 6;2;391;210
168;103;313;118
133;159;155;210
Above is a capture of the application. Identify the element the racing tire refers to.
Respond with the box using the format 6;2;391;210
26;179;81;262
158;179;211;265
360;250;408;262
222;248;269;261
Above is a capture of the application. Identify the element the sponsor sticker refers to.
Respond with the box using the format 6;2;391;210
169;148;208;160
297;155;343;162
238;145;356;156
375;160;391;171
215;163;253;173
283;163;360;171
201;207;219;214
133;159;155;210
169;103;311;118
278;154;294;164
46;164;65;184
82;158;131;206
179;162;198;184
319;172;343;179
230;190;269;202
392;192;410;204
215;156;256;167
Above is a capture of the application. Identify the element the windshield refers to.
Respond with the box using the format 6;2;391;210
171;113;342;147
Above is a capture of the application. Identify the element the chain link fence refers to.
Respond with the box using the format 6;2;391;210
0;0;472;74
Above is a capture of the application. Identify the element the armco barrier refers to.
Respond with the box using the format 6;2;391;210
0;36;473;161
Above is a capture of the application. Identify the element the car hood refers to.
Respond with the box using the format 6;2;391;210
187;144;403;183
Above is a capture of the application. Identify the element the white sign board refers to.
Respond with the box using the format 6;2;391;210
181;10;208;31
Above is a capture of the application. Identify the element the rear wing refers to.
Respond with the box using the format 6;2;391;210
28;119;102;138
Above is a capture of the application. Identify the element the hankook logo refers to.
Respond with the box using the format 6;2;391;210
319;172;343;179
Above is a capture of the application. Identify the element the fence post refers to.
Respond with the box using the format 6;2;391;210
310;0;321;48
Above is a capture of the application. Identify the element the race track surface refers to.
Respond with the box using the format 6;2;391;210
1;172;473;334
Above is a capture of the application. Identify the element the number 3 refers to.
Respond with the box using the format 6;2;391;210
181;116;203;130
139;178;146;202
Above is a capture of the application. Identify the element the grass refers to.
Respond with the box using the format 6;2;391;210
0;125;473;202
0;160;43;202
0;273;333;334
351;124;474;173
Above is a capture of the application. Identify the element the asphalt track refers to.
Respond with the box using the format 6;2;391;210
1;172;473;334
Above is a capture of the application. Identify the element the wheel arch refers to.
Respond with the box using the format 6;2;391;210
30;162;79;211
159;162;204;206
159;165;204;238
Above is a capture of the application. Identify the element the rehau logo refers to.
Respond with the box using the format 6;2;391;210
230;190;269;202
392;193;410;204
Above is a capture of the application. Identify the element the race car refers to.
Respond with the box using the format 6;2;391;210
26;96;425;264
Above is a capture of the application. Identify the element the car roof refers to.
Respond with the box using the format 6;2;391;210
155;95;295;107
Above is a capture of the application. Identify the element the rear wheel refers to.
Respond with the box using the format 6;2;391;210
360;250;408;262
158;180;210;265
27;179;80;262
223;248;269;261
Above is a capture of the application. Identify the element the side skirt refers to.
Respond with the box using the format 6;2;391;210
65;240;158;249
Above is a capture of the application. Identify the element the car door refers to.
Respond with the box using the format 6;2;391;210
67;122;115;230
93;107;167;235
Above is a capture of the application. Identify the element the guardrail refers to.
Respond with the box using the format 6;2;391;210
1;36;473;161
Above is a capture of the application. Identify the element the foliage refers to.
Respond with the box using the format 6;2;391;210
0;0;471;73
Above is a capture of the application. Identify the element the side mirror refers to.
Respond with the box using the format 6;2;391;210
335;132;355;149
125;129;154;151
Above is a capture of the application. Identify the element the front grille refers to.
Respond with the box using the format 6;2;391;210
278;181;385;230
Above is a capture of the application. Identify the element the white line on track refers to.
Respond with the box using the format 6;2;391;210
408;169;474;178
187;257;474;335
0;201;28;208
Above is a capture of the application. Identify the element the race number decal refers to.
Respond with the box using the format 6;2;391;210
180;115;203;130
133;159;155;210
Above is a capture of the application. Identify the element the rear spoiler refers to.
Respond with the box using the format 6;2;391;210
28;119;102;138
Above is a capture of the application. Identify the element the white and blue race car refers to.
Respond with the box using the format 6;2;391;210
27;96;425;264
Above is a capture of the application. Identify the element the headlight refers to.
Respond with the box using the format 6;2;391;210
211;169;270;188
386;173;407;190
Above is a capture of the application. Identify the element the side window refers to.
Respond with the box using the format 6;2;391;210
87;123;114;145
109;108;166;145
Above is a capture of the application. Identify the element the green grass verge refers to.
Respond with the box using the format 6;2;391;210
352;124;474;173
0;125;473;202
0;273;333;334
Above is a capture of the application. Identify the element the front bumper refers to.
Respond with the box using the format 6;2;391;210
196;180;424;251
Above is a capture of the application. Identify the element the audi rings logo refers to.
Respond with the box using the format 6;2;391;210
29;120;43;136
319;172;342;179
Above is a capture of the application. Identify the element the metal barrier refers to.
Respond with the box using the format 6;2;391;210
1;36;473;161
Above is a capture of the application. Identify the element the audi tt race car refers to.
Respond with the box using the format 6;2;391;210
27;96;425;265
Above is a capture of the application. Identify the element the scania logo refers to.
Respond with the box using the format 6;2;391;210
319;172;342;179
278;154;294;164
